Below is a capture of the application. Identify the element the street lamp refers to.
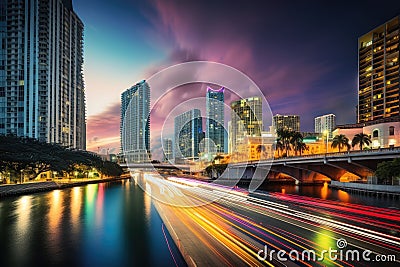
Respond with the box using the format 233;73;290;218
20;170;23;184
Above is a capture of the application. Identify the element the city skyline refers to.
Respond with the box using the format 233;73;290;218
71;1;399;154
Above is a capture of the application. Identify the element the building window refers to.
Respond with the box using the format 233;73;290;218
389;126;395;136
372;130;379;138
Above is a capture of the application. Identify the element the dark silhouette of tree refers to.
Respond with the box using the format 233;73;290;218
331;134;350;152
351;133;371;151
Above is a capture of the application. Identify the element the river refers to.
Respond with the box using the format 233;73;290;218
1;177;398;267
0;179;186;267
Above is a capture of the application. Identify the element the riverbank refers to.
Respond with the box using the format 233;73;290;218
329;180;400;198
0;174;131;198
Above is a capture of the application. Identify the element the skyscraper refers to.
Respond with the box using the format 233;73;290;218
162;138;173;162
174;109;203;160
206;86;225;158
358;16;400;123
0;0;86;149
230;97;263;152
272;114;300;132
314;114;336;138
121;80;150;163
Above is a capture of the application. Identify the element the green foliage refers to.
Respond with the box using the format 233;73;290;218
0;135;122;181
205;164;227;178
375;158;400;184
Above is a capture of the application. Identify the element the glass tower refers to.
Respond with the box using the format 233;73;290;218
174;109;203;160
206;86;225;158
0;0;86;149
121;80;151;163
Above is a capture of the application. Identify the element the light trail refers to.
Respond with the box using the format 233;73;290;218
141;173;400;266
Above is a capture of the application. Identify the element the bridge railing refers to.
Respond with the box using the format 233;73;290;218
232;146;400;165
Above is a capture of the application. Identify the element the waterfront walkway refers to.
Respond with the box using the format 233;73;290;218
0;175;131;198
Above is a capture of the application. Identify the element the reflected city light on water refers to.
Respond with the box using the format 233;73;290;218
320;182;328;199
71;187;82;234
337;190;350;202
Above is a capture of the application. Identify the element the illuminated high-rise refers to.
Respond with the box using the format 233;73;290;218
230;97;262;152
174;109;203;160
121;80;150;163
273;114;300;132
314;114;336;138
358;16;400;123
0;0;86;149
206;86;225;158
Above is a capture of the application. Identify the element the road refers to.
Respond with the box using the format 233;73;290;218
133;172;400;267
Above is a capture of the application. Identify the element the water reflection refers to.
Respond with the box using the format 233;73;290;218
0;180;185;267
337;190;350;202
258;183;400;209
71;187;82;234
320;182;328;200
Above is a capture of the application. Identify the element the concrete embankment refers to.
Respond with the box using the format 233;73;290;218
330;181;400;198
0;176;131;198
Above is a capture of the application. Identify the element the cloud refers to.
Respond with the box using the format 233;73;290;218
86;103;120;153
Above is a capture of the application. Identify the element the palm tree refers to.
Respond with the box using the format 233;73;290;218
290;132;304;156
351;133;371;151
331;134;350;152
293;141;308;156
274;140;284;158
277;129;293;157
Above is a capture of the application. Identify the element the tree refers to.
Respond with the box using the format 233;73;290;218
375;158;400;185
290;132;307;156
274;140;284;158
331;134;350;152
276;129;293;157
351;133;371;151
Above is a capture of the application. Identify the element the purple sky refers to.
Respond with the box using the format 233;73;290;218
75;0;400;155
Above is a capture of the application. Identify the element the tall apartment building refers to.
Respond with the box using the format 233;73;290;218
162;138;173;162
174;109;203;160
358;16;400;123
230;97;262;152
314;114;336;138
206;86;225;158
121;80;150;163
272;114;300;132
0;0;86;149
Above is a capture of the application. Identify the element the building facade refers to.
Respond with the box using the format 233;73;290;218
0;0;86;149
273;114;300;132
174;109;203;160
314;114;336;138
358;16;400;123
162;138;173;162
121;80;150;163
334;117;400;149
230;97;263;152
206;86;225;158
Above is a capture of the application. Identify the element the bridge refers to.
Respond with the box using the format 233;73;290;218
225;147;400;184
119;162;191;172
